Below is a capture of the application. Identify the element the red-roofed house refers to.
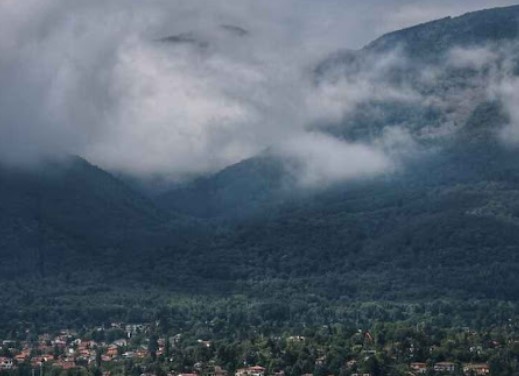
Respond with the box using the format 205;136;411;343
0;357;13;370
463;364;490;376
236;366;265;376
410;363;427;374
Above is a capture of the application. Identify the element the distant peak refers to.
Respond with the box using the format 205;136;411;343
365;5;519;59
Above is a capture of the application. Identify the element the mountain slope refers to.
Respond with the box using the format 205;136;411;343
366;5;519;59
192;142;519;300
4;5;519;331
149;5;519;300
157;5;519;221
0;157;180;279
157;155;292;220
315;5;519;143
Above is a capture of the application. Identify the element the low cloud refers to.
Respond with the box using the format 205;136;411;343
0;0;409;180
276;132;392;188
447;47;500;70
1;0;518;186
497;78;519;142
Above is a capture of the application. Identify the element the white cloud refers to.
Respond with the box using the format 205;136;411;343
276;132;392;188
0;0;517;182
0;0;389;179
498;78;519;142
447;47;499;69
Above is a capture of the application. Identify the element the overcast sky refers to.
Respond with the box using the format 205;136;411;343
1;0;518;182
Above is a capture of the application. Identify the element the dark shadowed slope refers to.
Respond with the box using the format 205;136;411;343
157;155;292;220
0;157;190;279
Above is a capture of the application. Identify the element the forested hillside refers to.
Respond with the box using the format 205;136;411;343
2;5;519;333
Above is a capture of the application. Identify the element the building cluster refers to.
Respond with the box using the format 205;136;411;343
0;324;511;376
410;362;490;375
0;326;152;371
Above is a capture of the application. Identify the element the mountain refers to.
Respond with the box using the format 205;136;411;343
315;5;519;143
366;5;519;59
0;157;189;280
157;5;519;219
194;141;519;300
150;5;519;300
3;5;519;331
157;155;293;220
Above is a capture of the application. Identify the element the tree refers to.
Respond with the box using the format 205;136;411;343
148;334;159;362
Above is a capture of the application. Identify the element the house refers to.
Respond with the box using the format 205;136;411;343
125;324;146;334
39;345;54;355
171;334;182;344
112;339;128;347
80;340;97;350
197;340;212;348
235;366;266;376
206;365;228;376
316;356;326;366
463;364;490;376
410;363;427;374
434;362;455;373
469;346;482;354
14;353;28;363
0;357;13;370
53;340;67;349
249;366;266;376
201;363;228;376
489;340;500;349
135;348;148;359
106;346;119;357
54;361;76;370
38;334;52;342
78;348;91;357
31;356;50;367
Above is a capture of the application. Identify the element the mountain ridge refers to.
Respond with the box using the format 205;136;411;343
3;5;519;330
365;4;519;58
